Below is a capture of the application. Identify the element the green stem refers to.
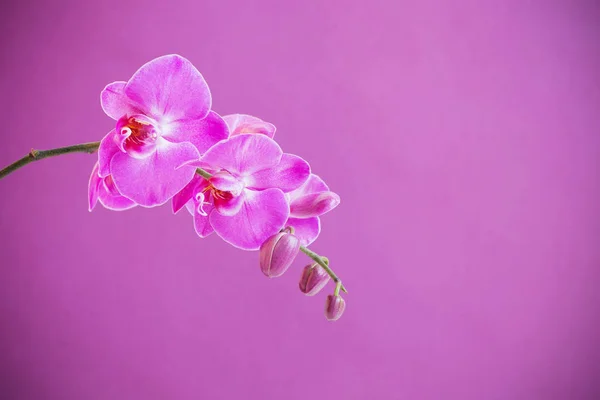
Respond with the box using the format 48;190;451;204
333;281;342;297
300;246;348;293
0;142;101;180
195;168;213;179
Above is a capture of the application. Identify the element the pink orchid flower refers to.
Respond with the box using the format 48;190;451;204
223;114;276;138
97;54;228;207
173;134;310;250
285;174;340;246
88;162;136;211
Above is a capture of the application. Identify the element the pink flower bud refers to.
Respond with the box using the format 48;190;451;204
259;230;300;278
299;263;331;296
325;294;346;321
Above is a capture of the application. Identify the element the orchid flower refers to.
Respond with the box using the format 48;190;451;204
173;134;310;250
97;54;228;207
0;54;348;320
219;115;340;245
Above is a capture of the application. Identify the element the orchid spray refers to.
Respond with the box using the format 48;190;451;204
0;55;347;321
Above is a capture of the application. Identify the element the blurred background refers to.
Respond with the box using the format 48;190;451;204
1;0;599;399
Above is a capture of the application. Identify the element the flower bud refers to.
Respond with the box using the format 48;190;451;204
259;230;300;278
299;263;331;296
325;294;346;321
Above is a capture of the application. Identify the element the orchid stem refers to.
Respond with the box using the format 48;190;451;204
300;246;348;293
195;168;213;179
0;142;101;180
334;281;342;297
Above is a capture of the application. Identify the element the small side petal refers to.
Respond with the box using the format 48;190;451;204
124;54;211;121
223;114;276;138
110;138;200;207
247;153;310;192
288;173;330;201
285;217;321;246
209;188;289;250
197;134;282;177
163;111;229;154
290;191;340;218
100;81;138;120
98;129;121;177
88;163;102;211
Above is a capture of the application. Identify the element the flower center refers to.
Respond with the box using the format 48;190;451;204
211;187;234;201
116;114;161;158
191;170;246;217
120;116;159;145
193;184;236;216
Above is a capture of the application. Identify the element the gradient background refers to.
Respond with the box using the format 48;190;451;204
1;1;599;399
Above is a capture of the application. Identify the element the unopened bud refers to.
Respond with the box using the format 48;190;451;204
259;229;300;278
299;263;331;296
324;294;346;321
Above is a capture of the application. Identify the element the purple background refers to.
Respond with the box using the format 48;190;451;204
1;1;599;399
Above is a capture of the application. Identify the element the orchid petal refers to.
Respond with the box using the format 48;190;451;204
196;134;282;176
223;114;276;138
110;138;200;207
88;163;102;211
185;201;195;216
124;54;211;122
246;153;310;192
209;188;289;250
285;217;321;246
100;81;139;120
163;111;228;154
98;129;121;177
98;175;136;211
290;191;340;218
89;162;136;211
288;173;330;201
194;209;214;238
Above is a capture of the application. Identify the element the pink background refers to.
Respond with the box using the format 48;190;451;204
1;1;599;399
